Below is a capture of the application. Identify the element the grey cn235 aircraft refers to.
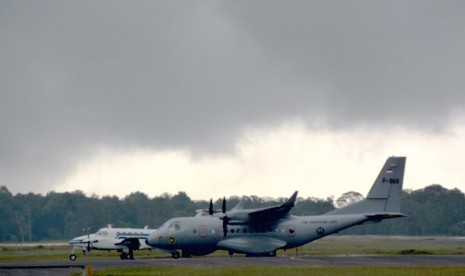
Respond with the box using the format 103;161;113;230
147;156;406;258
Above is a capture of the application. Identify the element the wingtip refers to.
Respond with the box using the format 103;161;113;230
283;191;298;208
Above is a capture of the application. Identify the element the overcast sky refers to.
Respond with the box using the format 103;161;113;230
1;1;465;201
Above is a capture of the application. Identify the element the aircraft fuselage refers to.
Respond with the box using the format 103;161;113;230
148;213;369;256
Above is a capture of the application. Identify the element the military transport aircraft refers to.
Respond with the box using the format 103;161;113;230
147;156;406;258
68;225;155;260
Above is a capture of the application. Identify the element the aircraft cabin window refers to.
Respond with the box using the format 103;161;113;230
193;228;197;234
243;229;247;233
231;229;235;233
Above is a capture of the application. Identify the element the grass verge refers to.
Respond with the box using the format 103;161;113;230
72;266;465;276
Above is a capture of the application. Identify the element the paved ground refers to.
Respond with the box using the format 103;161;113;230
2;255;465;275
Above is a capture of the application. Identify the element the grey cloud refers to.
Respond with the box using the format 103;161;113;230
218;1;465;127
1;1;464;194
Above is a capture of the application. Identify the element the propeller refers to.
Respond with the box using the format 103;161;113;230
206;197;229;237
222;197;226;213
209;199;214;215
84;227;92;254
86;241;91;253
221;197;228;237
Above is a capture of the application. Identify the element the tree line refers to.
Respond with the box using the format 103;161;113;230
1;184;465;242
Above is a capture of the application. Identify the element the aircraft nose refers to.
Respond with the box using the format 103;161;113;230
68;235;87;245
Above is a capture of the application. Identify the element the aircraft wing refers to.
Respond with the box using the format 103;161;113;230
247;191;298;223
217;236;287;254
365;213;408;220
114;238;143;250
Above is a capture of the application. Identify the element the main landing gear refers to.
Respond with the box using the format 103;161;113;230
120;250;135;260
171;250;180;259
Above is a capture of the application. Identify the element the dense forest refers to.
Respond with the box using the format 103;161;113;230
1;184;465;242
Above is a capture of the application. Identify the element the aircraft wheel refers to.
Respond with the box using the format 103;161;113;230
228;251;234;257
120;252;128;259
69;254;77;261
269;250;276;257
171;251;180;259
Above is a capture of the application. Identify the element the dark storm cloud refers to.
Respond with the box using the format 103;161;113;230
1;1;464;194
218;1;465;127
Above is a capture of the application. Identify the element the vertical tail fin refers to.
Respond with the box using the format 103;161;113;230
366;156;406;212
326;156;406;215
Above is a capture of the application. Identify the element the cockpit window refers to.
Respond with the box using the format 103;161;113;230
96;230;107;236
168;222;181;232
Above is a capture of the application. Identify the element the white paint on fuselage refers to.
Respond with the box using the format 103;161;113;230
69;227;156;251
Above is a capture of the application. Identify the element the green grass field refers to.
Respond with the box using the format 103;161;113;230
80;266;465;276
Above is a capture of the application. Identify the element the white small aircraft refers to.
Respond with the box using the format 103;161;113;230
68;225;156;260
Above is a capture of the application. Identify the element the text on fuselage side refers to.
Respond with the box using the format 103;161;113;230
303;220;338;224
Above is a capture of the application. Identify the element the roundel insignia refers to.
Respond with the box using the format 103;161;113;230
168;236;176;244
316;227;325;236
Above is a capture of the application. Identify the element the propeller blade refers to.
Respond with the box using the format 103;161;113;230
221;197;228;237
222;217;228;238
222;197;226;214
209;199;213;215
87;230;91;252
